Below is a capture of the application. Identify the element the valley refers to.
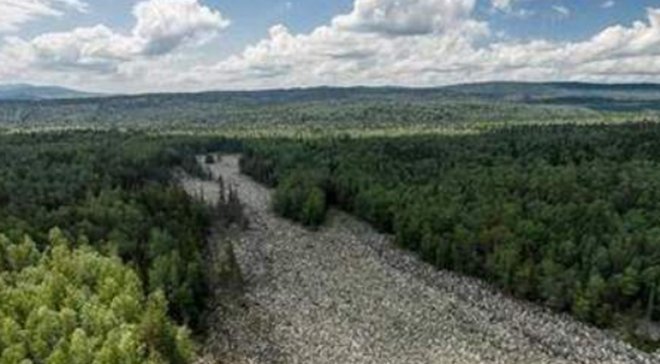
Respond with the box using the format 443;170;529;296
183;155;658;363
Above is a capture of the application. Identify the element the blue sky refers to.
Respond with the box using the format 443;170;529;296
16;0;355;58
18;1;657;44
2;0;660;92
481;0;660;41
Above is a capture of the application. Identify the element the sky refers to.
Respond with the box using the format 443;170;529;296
1;0;660;93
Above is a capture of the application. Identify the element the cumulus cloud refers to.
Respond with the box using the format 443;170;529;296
2;0;229;74
0;0;88;32
6;26;137;72
182;0;489;90
188;3;660;90
4;0;660;92
464;7;660;78
332;0;481;36
132;0;230;55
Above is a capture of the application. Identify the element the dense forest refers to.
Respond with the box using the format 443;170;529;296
0;98;604;134
0;131;241;362
0;230;193;363
0;82;660;132
241;122;660;349
4;83;660;360
5;83;658;133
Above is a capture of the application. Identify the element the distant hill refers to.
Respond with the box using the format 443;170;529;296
441;82;660;111
134;81;660;111
2;81;660;106
0;81;659;128
0;84;100;101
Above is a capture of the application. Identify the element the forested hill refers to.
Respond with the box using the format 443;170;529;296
444;82;660;99
5;82;660;130
4;81;660;102
443;82;660;111
0;84;100;101
5;81;660;101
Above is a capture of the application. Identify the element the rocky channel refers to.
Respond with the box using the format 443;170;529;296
183;155;659;364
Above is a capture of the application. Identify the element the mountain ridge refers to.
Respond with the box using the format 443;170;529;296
0;84;101;100
3;81;660;112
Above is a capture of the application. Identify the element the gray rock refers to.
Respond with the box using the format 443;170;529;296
182;155;657;364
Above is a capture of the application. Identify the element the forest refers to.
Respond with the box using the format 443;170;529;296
3;83;656;133
241;122;660;349
2;84;660;361
0;131;241;363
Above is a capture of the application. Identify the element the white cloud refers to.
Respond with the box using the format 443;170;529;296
332;0;480;36
4;0;660;92
492;0;512;12
7;26;137;72
188;4;660;90
132;0;230;55
0;0;88;32
468;8;660;78
2;0;229;75
552;5;570;18
601;1;615;9
184;0;488;90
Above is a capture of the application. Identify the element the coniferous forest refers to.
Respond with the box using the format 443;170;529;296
241;123;660;349
5;0;660;360
2;84;660;360
0;131;241;363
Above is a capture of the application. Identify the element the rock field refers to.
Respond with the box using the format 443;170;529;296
182;155;659;364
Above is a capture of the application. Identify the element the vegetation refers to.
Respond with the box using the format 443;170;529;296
273;171;328;228
0;130;242;362
1;84;645;132
0;229;193;364
4;83;660;357
241;123;660;349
